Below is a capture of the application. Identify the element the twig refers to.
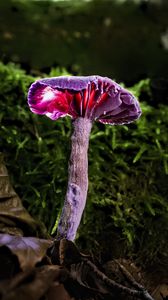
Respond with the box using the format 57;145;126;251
83;258;154;300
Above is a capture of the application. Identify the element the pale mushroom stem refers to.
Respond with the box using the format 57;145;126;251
57;117;92;241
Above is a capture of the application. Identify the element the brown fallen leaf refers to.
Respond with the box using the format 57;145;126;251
47;283;72;300
0;246;20;280
0;233;53;271
152;284;168;300
0;265;71;300
0;153;48;238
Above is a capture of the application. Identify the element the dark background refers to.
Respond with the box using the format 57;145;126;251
0;0;168;84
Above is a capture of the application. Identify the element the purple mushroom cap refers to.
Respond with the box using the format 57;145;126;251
28;75;141;125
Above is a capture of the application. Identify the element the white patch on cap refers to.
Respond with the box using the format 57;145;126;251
42;87;55;102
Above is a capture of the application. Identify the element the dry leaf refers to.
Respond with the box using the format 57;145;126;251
0;233;53;271
0;265;70;300
0;153;48;238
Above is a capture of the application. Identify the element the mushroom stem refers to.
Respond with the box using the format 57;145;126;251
57;117;92;241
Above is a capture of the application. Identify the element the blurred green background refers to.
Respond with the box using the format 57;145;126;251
0;0;168;268
1;0;168;83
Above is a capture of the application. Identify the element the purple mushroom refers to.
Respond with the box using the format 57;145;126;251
28;75;141;241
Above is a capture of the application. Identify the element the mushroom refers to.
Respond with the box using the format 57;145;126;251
28;75;141;241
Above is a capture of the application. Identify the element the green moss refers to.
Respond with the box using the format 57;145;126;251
0;62;168;265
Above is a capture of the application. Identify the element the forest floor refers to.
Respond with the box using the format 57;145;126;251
0;156;167;300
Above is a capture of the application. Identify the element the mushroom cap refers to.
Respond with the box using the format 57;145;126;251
28;75;141;125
